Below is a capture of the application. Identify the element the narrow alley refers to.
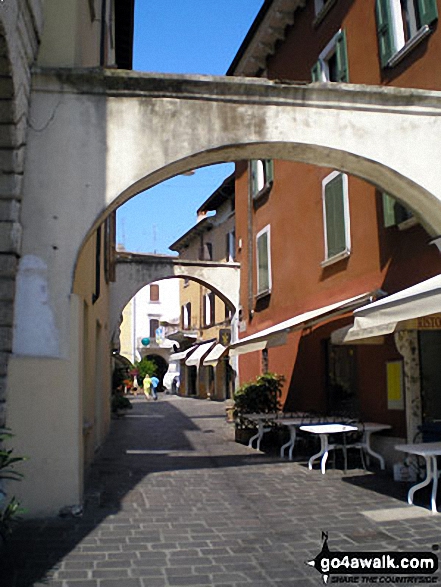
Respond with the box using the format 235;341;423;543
1;395;441;586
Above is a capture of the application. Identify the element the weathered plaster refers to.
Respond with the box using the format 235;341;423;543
394;330;422;443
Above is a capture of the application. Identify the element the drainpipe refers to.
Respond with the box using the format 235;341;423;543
100;0;107;66
247;162;254;321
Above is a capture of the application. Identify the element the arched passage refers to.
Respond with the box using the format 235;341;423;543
17;69;441;361
110;253;240;337
10;68;441;516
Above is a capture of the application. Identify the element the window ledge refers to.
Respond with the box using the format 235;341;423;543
313;0;338;28
398;216;418;231
386;25;432;68
255;289;271;301
320;249;350;268
252;181;273;204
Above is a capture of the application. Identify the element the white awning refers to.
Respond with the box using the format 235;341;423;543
169;347;196;361
229;292;374;357
202;344;227;366
334;275;441;343
185;341;217;367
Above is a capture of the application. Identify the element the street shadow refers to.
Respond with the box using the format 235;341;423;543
0;397;280;587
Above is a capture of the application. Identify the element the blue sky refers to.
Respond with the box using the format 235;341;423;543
116;1;264;254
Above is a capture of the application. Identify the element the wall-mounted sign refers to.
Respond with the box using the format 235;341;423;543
219;328;231;346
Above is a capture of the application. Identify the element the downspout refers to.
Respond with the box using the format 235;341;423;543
100;0;107;66
247;163;254;321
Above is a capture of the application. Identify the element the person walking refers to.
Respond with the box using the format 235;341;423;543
143;374;152;400
150;375;159;401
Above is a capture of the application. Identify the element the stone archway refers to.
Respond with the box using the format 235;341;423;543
10;67;441;515
110;252;240;338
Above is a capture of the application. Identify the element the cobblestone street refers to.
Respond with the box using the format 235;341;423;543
1;395;441;587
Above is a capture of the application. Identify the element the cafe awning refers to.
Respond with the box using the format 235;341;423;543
202;344;227;366
185;340;217;367
168;347;196;362
332;274;441;344
229;292;374;357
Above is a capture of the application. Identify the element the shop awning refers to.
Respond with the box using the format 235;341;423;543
332;275;441;344
202;344;227;366
229;292;374;357
185;341;217;367
169;347;196;362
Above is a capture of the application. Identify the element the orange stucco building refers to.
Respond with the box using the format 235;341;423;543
229;0;441;458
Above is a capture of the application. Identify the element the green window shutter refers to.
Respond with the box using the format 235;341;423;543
418;0;438;25
264;160;274;185
257;231;270;293
335;30;349;82
382;193;397;227
325;174;346;258
250;160;258;196
311;60;323;81
375;0;395;67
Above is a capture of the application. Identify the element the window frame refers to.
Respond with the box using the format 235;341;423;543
250;159;274;201
376;0;438;68
149;283;160;302
311;29;349;82
256;224;272;298
203;291;216;327
149;318;160;339
321;171;351;267
314;0;338;25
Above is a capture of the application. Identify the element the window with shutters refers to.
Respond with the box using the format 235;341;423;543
311;30;349;82
250;160;274;201
203;292;216;327
376;0;438;68
314;0;337;24
321;172;351;266
382;193;415;228
256;225;272;297
181;302;191;330
149;283;160;302
226;230;236;262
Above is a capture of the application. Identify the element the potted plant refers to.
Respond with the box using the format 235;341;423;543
0;430;26;550
111;392;133;416
233;373;284;445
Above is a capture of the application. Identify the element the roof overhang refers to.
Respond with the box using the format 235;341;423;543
229;292;376;357
331;275;441;344
227;0;305;77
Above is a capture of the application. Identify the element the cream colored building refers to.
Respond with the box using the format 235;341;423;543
170;175;236;400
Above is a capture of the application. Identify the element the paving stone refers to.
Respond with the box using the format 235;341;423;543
2;396;441;587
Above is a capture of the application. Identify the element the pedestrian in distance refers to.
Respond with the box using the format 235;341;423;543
150;375;159;401
143;374;152;400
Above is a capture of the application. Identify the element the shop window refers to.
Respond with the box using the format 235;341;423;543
376;0;438;68
250;160;274;201
311;30;349;82
321;172;351;266
150;283;160;302
256;225;272;297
